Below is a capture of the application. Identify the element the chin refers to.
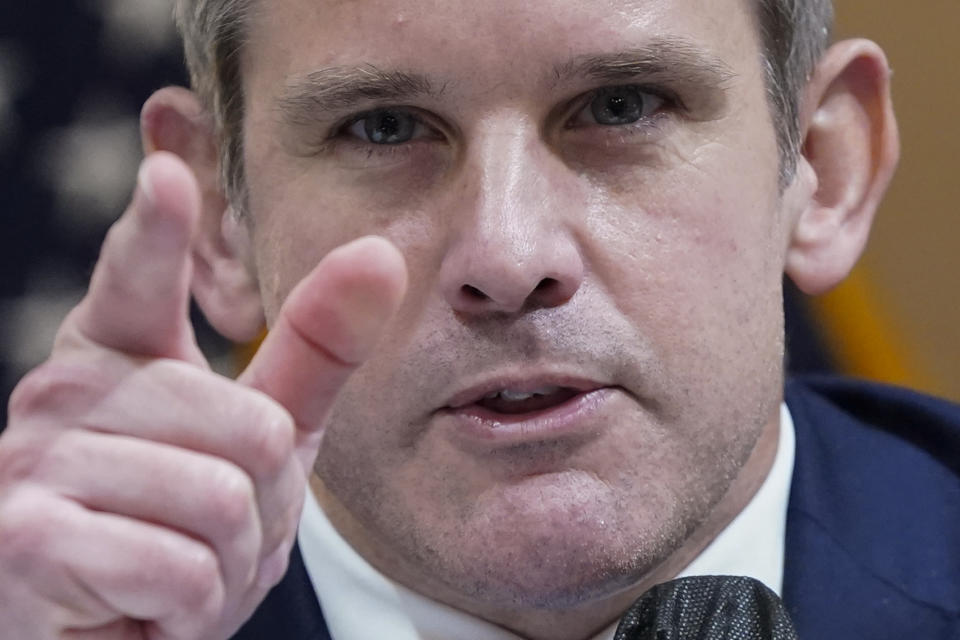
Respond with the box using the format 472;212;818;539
317;401;749;613
391;470;697;611
451;541;658;611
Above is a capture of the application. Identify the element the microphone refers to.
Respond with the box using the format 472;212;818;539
613;576;798;640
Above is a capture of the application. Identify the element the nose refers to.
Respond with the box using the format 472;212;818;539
440;123;585;315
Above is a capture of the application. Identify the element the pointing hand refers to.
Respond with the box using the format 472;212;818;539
0;152;407;640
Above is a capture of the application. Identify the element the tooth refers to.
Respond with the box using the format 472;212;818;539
532;386;561;396
496;386;562;401
499;390;535;401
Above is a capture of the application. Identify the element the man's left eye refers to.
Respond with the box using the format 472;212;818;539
347;109;425;144
574;86;666;126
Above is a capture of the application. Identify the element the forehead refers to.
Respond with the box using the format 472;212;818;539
243;0;763;92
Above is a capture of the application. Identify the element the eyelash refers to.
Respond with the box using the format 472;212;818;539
564;85;676;144
327;83;678;153
327;107;438;160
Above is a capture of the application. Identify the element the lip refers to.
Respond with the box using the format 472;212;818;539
444;375;605;409
438;374;618;449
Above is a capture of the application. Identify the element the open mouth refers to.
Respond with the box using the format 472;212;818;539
474;386;582;414
442;379;615;448
440;375;614;445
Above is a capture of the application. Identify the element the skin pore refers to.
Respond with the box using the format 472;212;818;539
228;0;809;637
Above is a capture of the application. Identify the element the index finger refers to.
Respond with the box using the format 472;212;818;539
237;236;408;470
61;152;203;362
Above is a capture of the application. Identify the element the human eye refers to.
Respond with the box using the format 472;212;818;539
309;106;448;169
568;85;668;129
344;108;433;145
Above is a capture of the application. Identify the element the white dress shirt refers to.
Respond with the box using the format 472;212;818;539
298;404;796;640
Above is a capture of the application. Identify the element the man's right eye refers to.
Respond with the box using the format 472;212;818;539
346;109;428;144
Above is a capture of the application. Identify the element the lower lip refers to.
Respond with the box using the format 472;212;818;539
440;387;617;448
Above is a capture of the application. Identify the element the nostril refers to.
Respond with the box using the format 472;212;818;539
462;284;487;300
535;277;558;292
455;277;572;311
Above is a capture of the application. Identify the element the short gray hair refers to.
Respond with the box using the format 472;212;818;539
174;0;833;206
175;0;253;209
753;0;834;185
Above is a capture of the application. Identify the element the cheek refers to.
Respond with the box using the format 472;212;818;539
584;149;786;380
245;150;449;325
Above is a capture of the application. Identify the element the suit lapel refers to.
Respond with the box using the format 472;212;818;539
231;542;333;640
783;377;960;639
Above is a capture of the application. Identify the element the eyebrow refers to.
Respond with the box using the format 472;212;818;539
551;39;736;93
275;38;736;127
277;65;445;127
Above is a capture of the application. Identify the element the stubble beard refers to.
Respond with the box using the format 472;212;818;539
316;431;748;613
313;302;775;613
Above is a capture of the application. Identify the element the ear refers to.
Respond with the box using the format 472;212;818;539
140;87;265;342
785;39;900;295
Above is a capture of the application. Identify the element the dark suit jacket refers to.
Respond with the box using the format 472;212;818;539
233;377;960;639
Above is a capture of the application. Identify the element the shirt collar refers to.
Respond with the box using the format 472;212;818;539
298;403;795;640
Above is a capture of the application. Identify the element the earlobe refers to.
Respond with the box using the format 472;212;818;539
785;39;900;295
141;87;265;342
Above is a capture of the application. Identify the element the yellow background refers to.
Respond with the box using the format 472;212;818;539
815;4;960;401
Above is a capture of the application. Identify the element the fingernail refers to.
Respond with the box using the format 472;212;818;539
132;156;188;250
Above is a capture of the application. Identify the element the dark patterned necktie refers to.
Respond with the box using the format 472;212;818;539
613;576;798;640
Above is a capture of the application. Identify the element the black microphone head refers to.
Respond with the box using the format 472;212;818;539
613;576;798;640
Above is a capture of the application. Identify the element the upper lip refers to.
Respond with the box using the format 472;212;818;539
443;373;608;410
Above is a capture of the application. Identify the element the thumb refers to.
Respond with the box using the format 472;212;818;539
60;152;205;364
237;236;408;472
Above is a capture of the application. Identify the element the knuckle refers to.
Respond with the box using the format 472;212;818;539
3;362;114;484
7;361;114;428
0;403;46;485
0;435;43;486
262;477;304;552
8;363;85;421
207;464;256;532
172;544;223;612
257;541;293;590
0;489;55;573
246;405;295;478
6;370;46;420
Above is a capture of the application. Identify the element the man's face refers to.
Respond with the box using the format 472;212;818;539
240;0;794;611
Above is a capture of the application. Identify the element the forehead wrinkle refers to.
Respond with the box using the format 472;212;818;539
276;64;449;125
550;37;737;91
